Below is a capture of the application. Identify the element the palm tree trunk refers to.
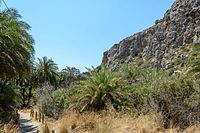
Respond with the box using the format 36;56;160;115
25;86;32;107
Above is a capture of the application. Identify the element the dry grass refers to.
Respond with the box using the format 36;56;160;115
3;123;19;133
40;115;59;132
57;111;200;133
41;122;51;133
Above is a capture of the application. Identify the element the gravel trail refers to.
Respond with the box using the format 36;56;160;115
19;111;41;133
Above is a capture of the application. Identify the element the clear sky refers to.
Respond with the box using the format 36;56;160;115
4;0;174;71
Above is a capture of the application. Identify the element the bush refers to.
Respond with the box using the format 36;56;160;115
76;69;129;112
149;75;200;128
184;79;200;106
120;63;138;83
123;68;167;112
42;89;72;119
0;81;20;123
120;66;200;128
187;45;200;78
40;64;200;129
151;76;195;106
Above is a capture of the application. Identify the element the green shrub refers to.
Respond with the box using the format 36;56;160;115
0;81;20;123
187;45;200;78
42;89;72;119
151;76;195;105
120;63;138;82
149;75;200;128
121;66;200;128
184;79;200;107
76;69;129;112
126;83;151;112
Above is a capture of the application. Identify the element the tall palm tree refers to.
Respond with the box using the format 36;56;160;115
60;66;80;87
35;56;59;87
0;9;35;80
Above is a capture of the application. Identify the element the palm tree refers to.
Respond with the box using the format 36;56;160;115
35;56;59;87
0;9;35;80
77;69;127;112
60;66;80;87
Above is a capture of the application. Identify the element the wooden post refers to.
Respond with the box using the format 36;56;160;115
43;122;50;133
4;124;7;133
32;109;34;118
30;109;31;117
35;111;38;120
30;109;34;118
39;112;41;122
42;114;45;124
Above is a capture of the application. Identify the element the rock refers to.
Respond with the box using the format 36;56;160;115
101;51;108;65
102;0;200;70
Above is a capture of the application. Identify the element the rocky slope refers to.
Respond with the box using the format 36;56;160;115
102;0;200;70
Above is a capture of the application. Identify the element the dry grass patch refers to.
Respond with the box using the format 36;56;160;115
3;123;19;133
57;111;200;133
59;111;100;133
183;125;200;133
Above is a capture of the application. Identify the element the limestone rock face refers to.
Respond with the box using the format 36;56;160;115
102;0;200;70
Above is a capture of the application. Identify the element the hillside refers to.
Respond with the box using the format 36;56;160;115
102;0;200;70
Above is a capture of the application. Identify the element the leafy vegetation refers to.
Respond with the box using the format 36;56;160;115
35;56;59;87
59;66;81;88
0;9;34;80
35;43;200;130
76;69;128;112
41;89;70;118
188;45;200;77
0;81;20;122
0;9;34;125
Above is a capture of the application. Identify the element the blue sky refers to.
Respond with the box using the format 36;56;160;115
4;0;174;71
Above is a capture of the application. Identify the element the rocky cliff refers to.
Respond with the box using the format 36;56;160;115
102;0;200;70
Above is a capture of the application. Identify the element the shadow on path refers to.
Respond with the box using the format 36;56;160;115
19;112;40;133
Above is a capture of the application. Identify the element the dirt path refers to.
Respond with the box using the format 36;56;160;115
19;111;42;133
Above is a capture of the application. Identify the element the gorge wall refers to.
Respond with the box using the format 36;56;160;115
102;0;200;70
